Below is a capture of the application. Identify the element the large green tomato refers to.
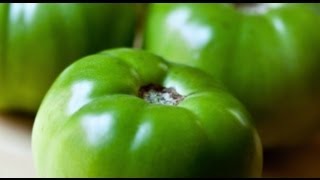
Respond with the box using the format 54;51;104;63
0;3;137;113
32;48;262;177
144;3;320;148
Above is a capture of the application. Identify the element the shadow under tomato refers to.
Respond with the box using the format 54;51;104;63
263;133;320;177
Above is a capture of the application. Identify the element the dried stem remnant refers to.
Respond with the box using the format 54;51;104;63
139;84;184;106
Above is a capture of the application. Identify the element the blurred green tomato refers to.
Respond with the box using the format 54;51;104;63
144;3;320;148
0;3;137;113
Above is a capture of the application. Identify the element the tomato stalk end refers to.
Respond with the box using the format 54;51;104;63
138;84;184;106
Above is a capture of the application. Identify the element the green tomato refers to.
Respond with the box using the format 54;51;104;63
144;3;320;148
0;3;137;113
32;48;262;178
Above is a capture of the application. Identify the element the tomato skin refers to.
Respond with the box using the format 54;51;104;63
0;3;137;113
144;3;320;148
32;48;262;177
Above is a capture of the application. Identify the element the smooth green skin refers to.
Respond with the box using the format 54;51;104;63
32;48;262;178
144;3;320;148
0;3;137;113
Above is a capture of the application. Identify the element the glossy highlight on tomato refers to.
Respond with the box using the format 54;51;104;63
32;48;262;178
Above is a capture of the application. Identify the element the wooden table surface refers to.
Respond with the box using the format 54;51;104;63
1;114;320;178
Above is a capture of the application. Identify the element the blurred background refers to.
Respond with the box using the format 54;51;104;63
1;3;320;178
0;114;35;178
